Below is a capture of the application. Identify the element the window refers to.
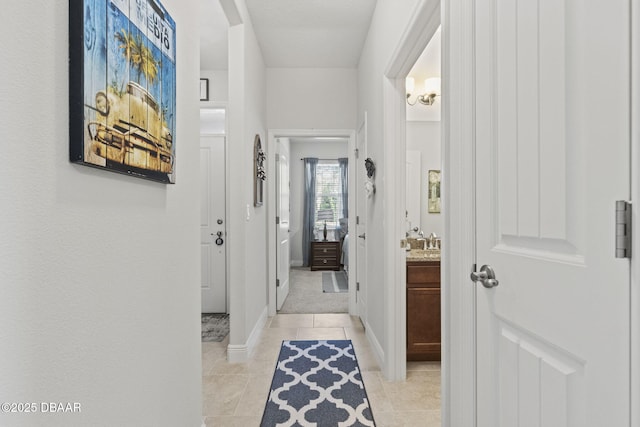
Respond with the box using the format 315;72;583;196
314;161;343;230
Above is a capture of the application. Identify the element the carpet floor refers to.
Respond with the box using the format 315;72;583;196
261;340;375;426
201;313;229;342
279;268;348;314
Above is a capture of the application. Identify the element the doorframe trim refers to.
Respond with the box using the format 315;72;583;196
382;0;441;382
267;129;357;317
382;0;476;424
631;1;639;424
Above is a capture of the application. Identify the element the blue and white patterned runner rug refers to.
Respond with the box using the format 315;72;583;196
260;340;376;427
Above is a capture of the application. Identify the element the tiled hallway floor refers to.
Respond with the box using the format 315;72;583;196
202;313;441;427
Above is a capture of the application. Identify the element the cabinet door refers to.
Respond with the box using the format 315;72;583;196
407;263;440;287
407;287;441;361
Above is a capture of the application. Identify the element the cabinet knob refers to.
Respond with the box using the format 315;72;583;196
323;249;327;253
323;259;327;264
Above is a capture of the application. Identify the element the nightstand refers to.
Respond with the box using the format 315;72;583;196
310;241;341;271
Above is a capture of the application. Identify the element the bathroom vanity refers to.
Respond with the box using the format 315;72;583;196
406;251;441;361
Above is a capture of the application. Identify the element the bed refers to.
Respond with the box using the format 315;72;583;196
341;233;349;274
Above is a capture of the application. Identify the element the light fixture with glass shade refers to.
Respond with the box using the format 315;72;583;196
406;77;441;106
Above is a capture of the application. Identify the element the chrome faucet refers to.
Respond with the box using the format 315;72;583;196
428;233;437;249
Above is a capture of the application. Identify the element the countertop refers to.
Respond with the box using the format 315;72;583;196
406;248;441;262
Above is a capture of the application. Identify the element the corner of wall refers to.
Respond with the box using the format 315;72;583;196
227;307;268;363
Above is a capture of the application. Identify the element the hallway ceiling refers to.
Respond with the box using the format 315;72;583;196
200;0;229;69
245;0;377;68
199;0;378;69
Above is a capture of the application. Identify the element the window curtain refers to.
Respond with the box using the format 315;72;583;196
338;158;348;219
302;158;318;267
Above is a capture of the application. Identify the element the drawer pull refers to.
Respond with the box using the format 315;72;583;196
323;249;327;253
323;259;327;264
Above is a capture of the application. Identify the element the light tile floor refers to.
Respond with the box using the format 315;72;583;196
203;313;441;427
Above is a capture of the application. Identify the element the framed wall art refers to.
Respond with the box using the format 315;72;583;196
254;135;266;207
428;169;441;213
69;0;177;183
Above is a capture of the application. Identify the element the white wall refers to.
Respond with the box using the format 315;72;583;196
357;0;422;366
226;0;268;360
267;68;357;130
0;1;202;426
289;140;349;265
200;69;229;103
406;121;443;237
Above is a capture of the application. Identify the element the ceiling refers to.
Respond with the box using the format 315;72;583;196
200;0;230;69
244;0;377;68
199;0;378;69
199;0;441;112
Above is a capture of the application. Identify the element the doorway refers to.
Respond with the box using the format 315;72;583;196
382;0;479;421
405;26;443;365
200;108;228;314
267;130;357;317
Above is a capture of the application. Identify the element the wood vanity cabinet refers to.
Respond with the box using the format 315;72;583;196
406;260;441;361
310;241;341;271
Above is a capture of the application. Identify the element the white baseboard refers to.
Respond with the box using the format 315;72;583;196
226;344;248;363
247;306;268;359
365;320;385;372
291;260;303;267
226;306;268;363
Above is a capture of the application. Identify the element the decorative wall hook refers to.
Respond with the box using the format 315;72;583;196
254;135;265;206
365;158;376;179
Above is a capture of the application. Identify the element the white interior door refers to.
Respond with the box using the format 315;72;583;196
475;1;630;426
276;138;291;310
200;135;227;313
356;117;368;322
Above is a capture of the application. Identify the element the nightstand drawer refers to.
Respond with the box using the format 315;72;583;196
314;256;337;264
313;246;338;256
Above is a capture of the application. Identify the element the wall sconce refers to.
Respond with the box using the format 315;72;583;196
406;77;441;106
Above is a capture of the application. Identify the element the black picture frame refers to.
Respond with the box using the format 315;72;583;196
200;78;209;101
69;0;177;184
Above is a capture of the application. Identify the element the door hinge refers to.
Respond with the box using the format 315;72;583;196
276;278;280;288
356;282;360;291
616;200;632;259
356;216;360;225
276;216;280;225
355;148;360;158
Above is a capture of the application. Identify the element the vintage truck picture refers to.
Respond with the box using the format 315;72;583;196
70;0;176;183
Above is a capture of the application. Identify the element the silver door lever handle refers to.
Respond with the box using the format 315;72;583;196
358;233;366;239
470;271;488;281
470;265;499;288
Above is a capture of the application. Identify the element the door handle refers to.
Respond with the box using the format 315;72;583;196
470;265;499;288
358;233;366;240
212;231;224;246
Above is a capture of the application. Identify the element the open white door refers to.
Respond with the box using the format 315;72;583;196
475;1;630;426
200;135;227;313
355;116;368;322
276;138;291;310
